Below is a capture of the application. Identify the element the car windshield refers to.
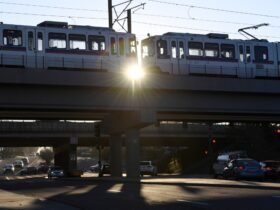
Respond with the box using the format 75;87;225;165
51;166;62;170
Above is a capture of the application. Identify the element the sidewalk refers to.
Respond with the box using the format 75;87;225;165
0;189;79;210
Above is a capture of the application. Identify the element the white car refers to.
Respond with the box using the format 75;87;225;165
140;161;157;176
13;160;24;169
3;164;15;174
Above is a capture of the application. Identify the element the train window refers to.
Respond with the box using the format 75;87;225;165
179;41;185;59
221;44;235;59
246;46;251;62
239;45;244;62
3;29;22;46
119;37;125;56
188;42;203;56
171;41;177;58
205;43;219;57
110;37;117;55
254;46;268;62
69;34;86;50
157;39;168;58
37;32;43;51
142;39;154;58
129;38;136;54
28;31;33;51
48;33;66;49
89;35;105;52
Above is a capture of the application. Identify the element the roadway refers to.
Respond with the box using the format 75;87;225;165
0;175;279;210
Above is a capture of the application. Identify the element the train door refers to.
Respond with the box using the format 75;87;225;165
26;29;45;69
108;35;121;71
35;30;45;69
238;43;254;78
170;39;186;74
26;30;35;68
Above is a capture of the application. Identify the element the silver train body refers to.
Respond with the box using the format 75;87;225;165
141;32;280;78
0;21;137;72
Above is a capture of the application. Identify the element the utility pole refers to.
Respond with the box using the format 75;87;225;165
127;9;132;33
108;0;113;29
108;0;145;33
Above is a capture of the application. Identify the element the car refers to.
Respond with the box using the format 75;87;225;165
99;163;111;177
260;160;280;180
213;151;247;178
89;164;100;173
47;166;64;179
15;156;29;166
37;164;50;174
20;166;37;175
3;164;15;174
13;160;24;169
140;161;157;176
223;158;264;180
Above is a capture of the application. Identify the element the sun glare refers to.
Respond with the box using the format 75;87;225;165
126;64;145;81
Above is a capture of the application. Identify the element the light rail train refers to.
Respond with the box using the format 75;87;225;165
141;32;280;78
1;21;280;79
0;21;137;72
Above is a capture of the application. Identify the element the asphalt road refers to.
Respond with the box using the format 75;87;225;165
0;175;279;210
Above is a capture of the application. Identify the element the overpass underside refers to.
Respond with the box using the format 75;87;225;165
1;68;280;178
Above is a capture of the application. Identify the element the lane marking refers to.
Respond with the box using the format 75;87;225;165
272;196;280;198
177;199;209;207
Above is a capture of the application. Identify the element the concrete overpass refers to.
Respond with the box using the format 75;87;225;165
0;121;229;147
1;67;280;178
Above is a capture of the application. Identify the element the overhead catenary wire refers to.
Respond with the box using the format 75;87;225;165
0;11;107;20
2;0;280;30
148;0;280;19
0;1;106;13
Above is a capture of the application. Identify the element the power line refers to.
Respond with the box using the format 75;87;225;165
0;1;106;13
134;21;280;40
148;0;280;19
0;11;107;20
135;13;280;29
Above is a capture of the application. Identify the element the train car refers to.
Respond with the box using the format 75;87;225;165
0;21;137;72
141;32;279;78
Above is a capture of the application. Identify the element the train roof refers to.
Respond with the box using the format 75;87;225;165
0;21;135;35
143;32;270;43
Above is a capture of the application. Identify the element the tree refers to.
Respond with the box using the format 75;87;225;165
39;148;54;165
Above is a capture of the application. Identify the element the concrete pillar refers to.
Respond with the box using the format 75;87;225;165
125;129;140;179
110;134;123;177
53;136;78;176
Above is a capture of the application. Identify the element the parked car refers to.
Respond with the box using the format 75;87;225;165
13;160;24;169
140;161;157;176
47;166;64;179
20;166;37;175
223;158;264;180
213;151;248;178
260;160;280;180
3;164;15;174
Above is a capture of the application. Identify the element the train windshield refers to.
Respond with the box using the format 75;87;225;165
142;38;155;58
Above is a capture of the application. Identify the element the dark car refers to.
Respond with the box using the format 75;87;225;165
20;166;37;175
47;166;64;179
99;163;111;177
223;158;264;180
37;164;50;174
260;160;280;180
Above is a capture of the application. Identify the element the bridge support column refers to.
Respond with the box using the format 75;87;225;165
125;129;140;179
53;136;78;176
110;134;123;177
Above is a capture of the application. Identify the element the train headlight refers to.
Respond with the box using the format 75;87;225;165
126;64;145;81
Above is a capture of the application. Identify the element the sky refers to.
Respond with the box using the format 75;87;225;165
0;0;280;42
